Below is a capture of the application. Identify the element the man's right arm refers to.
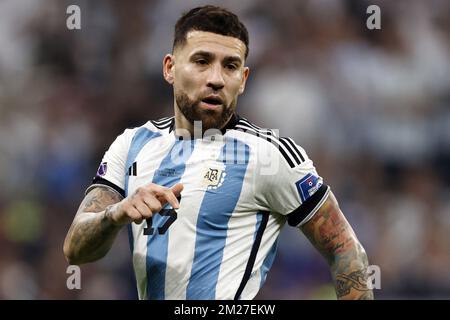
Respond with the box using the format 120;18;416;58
63;183;183;265
63;186;124;265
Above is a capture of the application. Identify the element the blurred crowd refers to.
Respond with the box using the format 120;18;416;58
0;0;448;299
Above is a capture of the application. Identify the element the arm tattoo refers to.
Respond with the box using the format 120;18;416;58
301;192;374;300
81;186;122;212
64;186;124;264
335;269;370;298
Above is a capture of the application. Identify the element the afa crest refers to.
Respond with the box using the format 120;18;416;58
203;163;226;189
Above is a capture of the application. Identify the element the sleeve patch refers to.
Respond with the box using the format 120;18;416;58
295;173;323;202
96;162;107;177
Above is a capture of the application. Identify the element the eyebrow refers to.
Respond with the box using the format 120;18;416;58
223;56;242;66
190;51;214;60
190;51;242;65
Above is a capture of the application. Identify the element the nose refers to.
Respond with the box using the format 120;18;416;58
206;64;225;91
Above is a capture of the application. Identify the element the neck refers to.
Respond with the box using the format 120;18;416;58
174;111;195;137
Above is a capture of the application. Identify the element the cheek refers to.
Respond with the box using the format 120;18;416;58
175;68;202;91
229;75;244;93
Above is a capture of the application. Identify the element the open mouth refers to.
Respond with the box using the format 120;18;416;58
201;96;223;106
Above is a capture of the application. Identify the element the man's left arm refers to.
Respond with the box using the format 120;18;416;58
300;191;374;300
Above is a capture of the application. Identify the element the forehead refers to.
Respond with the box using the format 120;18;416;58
178;30;246;59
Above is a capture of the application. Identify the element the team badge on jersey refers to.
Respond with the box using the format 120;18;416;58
96;162;107;176
203;163;226;190
295;173;322;202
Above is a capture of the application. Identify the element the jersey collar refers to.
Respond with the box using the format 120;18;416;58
169;113;241;136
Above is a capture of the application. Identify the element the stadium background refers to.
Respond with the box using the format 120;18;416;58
0;0;449;299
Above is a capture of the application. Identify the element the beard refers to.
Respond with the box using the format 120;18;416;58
175;90;235;132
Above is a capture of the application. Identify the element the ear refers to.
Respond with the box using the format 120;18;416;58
238;66;250;94
163;54;175;84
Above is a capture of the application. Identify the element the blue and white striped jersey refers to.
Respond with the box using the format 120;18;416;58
87;114;330;300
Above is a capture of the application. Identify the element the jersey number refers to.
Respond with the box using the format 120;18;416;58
143;209;177;235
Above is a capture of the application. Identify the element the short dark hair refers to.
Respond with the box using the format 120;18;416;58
173;5;249;59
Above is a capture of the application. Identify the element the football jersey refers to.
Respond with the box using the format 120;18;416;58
86;114;330;300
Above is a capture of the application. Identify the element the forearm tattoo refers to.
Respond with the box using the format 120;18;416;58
81;186;122;212
65;186;123;264
301;192;374;300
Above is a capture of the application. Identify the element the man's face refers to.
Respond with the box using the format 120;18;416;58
164;31;249;131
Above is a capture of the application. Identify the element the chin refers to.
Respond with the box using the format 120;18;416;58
194;107;228;131
198;114;223;131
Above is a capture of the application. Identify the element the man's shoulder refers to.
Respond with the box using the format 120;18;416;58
231;116;278;141
148;116;175;132
119;116;175;139
231;116;307;168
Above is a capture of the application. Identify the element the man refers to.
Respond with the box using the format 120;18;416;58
64;5;373;300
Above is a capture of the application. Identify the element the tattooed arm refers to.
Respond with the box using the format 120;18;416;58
300;191;374;300
63;186;124;265
63;183;183;265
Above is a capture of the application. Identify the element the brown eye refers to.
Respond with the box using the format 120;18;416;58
196;59;207;65
226;64;237;70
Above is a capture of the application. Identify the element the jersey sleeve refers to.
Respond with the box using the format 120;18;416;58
85;128;134;197
257;137;330;227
